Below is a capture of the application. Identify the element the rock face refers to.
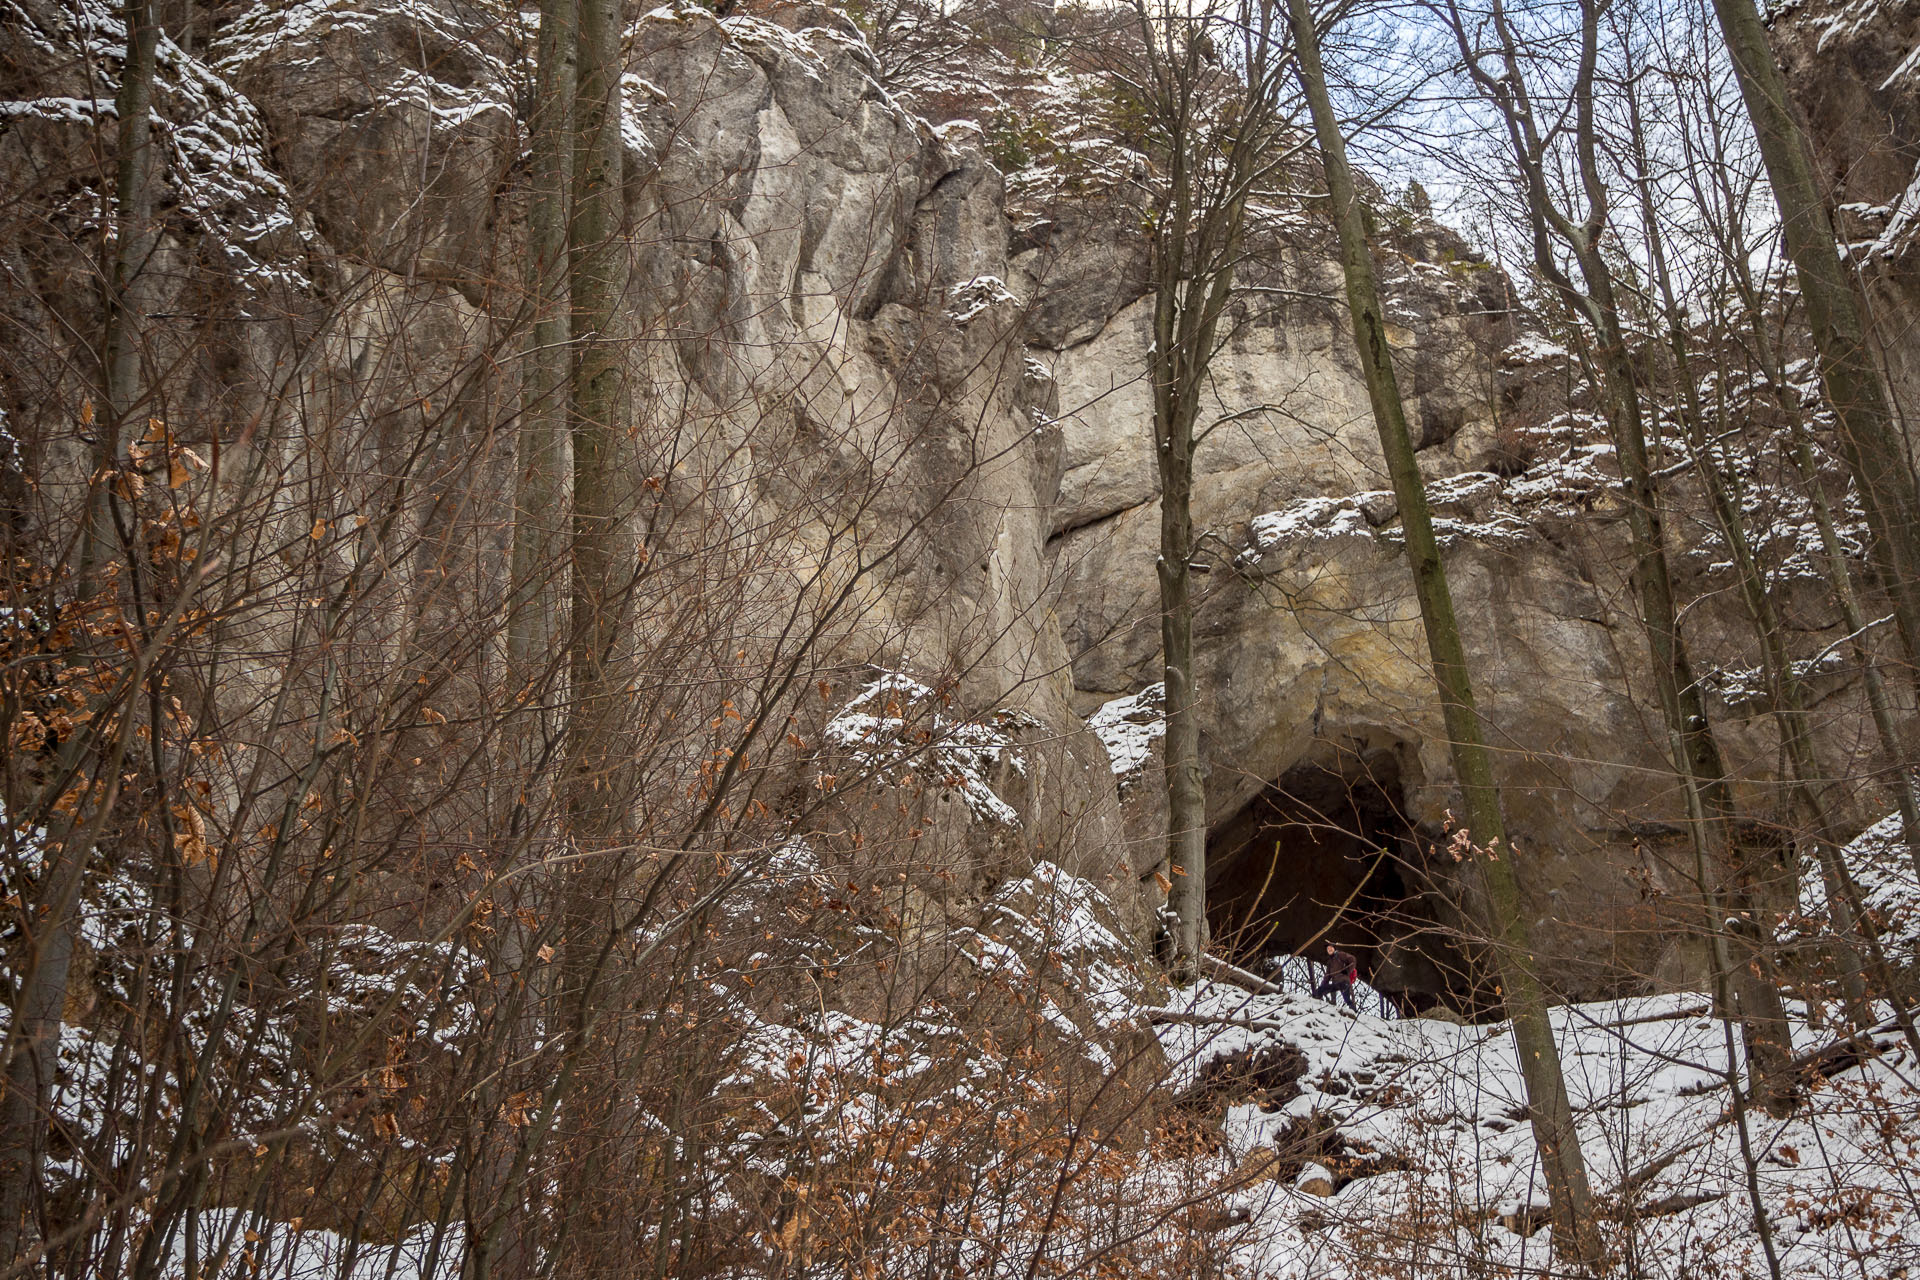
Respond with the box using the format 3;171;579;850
0;0;1881;1001
0;0;1129;930
1024;216;1681;996
1024;194;1865;1001
1771;0;1920;409
1027;216;1509;541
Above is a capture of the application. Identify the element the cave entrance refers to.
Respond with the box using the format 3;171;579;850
1206;750;1478;1015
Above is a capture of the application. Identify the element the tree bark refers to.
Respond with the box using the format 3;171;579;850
1158;408;1208;978
1285;0;1603;1262
509;0;577;688
565;0;634;843
553;0;634;1254
82;0;160;592
469;1;577;1273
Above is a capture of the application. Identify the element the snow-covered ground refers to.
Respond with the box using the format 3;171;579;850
160;1213;462;1280
1157;977;1920;1277
1794;808;1920;967
16;791;1920;1277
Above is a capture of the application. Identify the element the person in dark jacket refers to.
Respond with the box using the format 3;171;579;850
1313;943;1360;1011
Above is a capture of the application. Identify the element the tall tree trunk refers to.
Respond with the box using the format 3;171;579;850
1146;44;1207;982
1714;0;1920;682
1285;0;1603;1261
565;0;633;851
555;0;632;1253
510;0;577;690
1157;372;1207;979
1150;175;1250;982
469;1;576;1273
82;0;159;592
1127;0;1283;984
1;1;157;1258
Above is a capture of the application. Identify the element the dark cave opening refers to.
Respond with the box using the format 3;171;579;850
1205;752;1481;1016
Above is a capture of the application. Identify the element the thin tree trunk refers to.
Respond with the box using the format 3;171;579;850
510;0;576;688
1126;0;1285;984
0;850;84;1261
0;1;157;1257
469;1;576;1273
1139;9;1266;982
555;0;632;1252
1285;0;1602;1261
1158;401;1207;979
565;0;633;846
1713;0;1920;683
1147;39;1206;982
83;0;159;591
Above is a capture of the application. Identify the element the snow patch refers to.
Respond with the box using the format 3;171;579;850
1086;683;1165;786
946;275;1023;324
822;671;1033;825
1237;497;1375;566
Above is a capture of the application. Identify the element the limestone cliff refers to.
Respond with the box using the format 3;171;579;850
1019;188;1838;1000
0;0;1888;1005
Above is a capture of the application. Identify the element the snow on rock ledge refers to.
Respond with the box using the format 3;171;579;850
822;672;1037;826
1087;683;1165;789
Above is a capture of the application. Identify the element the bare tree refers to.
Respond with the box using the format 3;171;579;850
1283;0;1604;1259
1435;0;1797;1116
1114;0;1295;980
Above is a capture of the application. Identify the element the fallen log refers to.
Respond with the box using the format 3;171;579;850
1588;1005;1711;1031
1786;1005;1919;1083
1201;953;1289;997
1144;1007;1293;1034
